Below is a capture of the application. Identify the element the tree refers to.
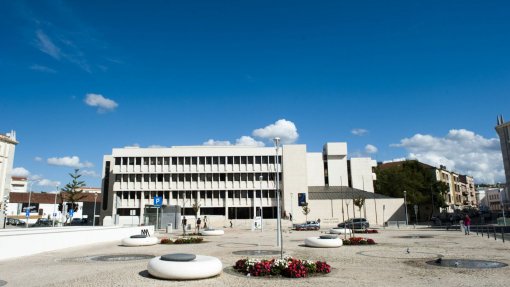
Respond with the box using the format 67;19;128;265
375;160;448;221
61;169;87;224
192;196;201;218
301;202;310;222
353;196;365;219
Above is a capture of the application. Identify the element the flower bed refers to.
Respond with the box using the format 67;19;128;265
233;257;331;278
357;229;378;234
342;237;376;245
160;237;204;244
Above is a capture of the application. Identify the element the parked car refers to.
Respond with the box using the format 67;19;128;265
31;218;52;227
70;218;88;225
293;221;320;230
6;218;25;226
337;218;369;229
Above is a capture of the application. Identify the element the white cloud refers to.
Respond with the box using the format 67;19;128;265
34;156;43;162
81;170;100;178
35;30;61;60
30;64;56;73
352;128;368;136
235;136;265;147
382;158;408;164
47;156;93;168
392;129;504;183
203;139;232;146
148;145;166;148
11;167;30;177
84;93;118;112
365;144;378;154
252;119;299;144
37;179;61;187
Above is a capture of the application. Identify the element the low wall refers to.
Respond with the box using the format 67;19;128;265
0;225;155;261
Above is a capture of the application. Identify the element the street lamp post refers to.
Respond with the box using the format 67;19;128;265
404;190;409;226
260;175;263;232
52;184;59;227
93;192;98;227
273;137;283;258
26;181;34;228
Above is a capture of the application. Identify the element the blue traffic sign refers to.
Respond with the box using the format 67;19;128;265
154;196;162;207
25;210;30;218
69;209;74;217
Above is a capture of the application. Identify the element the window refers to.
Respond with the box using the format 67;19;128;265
199;174;205;181
172;191;178;199
185;157;190;165
241;156;247;164
178;174;184;181
129;174;135;182
262;156;268;164
213;191;219;198
220;157;225;164
157;174;163;182
157;157;162;165
247;173;253;181
234;156;240;164
228;174;233;181
178;157;184;165
206;173;212;181
122;157;128;165
228;191;233;198
199;157;205;164
213;174;219;181
192;157;197;165
200;191;206;198
241;173;247;181
144;157;149;165
192;174;198;182
213;157;219;164
248;156;254;164
220;174;226;181
185;174;191;182
115;175;121;182
248;191;253;198
164;157;169;165
172;174;178;182
144;174;149;182
123;174;128;182
269;156;275;164
172;157;177;165
115;158;121;165
206;157;212;164
136;174;142;182
255;156;261;164
234;174;240;181
227;156;233;164
151;174;157;182
136;157;141;165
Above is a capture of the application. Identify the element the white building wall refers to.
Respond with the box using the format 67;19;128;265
282;145;308;222
306;153;325;186
11;177;27;193
350;158;376;192
0;131;17;201
323;143;348;186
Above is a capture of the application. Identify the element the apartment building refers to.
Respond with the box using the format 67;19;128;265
495;115;510;210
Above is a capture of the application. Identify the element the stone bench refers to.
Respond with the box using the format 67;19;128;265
121;234;159;247
304;235;343;248
147;253;222;280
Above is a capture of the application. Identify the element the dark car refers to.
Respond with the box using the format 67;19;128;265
70;218;88;225
6;218;25;226
31;218;52;227
337;218;369;229
293;221;320;231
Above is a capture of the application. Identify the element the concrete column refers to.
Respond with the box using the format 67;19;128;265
139;190;145;225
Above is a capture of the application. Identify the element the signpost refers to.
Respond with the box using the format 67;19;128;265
154;196;162;230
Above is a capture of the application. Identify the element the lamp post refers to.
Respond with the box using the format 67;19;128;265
26;180;34;228
404;190;408;226
93;192;98;227
260;175;263;232
52;184;59;227
273;137;283;258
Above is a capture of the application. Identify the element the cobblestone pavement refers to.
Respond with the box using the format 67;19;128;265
0;226;509;287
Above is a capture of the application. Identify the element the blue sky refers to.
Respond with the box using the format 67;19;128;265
1;0;510;190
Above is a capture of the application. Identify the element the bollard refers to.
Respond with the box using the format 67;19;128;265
502;229;505;243
494;226;497;241
481;226;483;237
487;226;490;239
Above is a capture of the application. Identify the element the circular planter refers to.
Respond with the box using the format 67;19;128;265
148;254;222;280
201;229;225;236
304;236;343;248
122;236;159;246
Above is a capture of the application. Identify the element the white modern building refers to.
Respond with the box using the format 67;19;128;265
1;130;18;224
11;176;28;193
496;115;510;210
100;142;404;227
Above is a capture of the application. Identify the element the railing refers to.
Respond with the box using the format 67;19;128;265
471;225;510;243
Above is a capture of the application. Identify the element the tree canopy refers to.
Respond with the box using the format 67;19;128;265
61;169;87;213
375;160;448;218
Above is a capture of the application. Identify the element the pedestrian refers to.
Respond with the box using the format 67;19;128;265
289;213;293;221
182;216;187;235
464;214;471;235
196;217;202;233
230;220;233;228
317;218;321;224
203;215;208;229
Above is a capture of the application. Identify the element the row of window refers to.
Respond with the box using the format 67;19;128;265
115;156;282;166
116;190;277;199
115;173;282;183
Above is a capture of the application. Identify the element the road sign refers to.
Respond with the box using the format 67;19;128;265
26;210;30;218
154;196;162;207
69;209;74;217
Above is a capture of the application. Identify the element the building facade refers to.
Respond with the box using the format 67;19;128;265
100;142;404;227
11;176;28;193
495;115;510;210
1;131;18;224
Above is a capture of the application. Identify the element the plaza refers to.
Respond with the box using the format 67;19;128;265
0;225;509;287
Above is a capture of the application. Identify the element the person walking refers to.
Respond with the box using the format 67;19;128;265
181;216;187;235
203;216;208;229
196;217;202;234
464;214;471;235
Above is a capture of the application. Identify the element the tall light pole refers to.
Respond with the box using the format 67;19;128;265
273;137;282;258
93;192;98;227
26;180;34;228
52;184;59;227
259;175;263;232
404;190;408;226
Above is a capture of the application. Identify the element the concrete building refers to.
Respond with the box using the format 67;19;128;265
11;176;28;193
495;115;510;210
1;131;18;199
100;142;404;227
